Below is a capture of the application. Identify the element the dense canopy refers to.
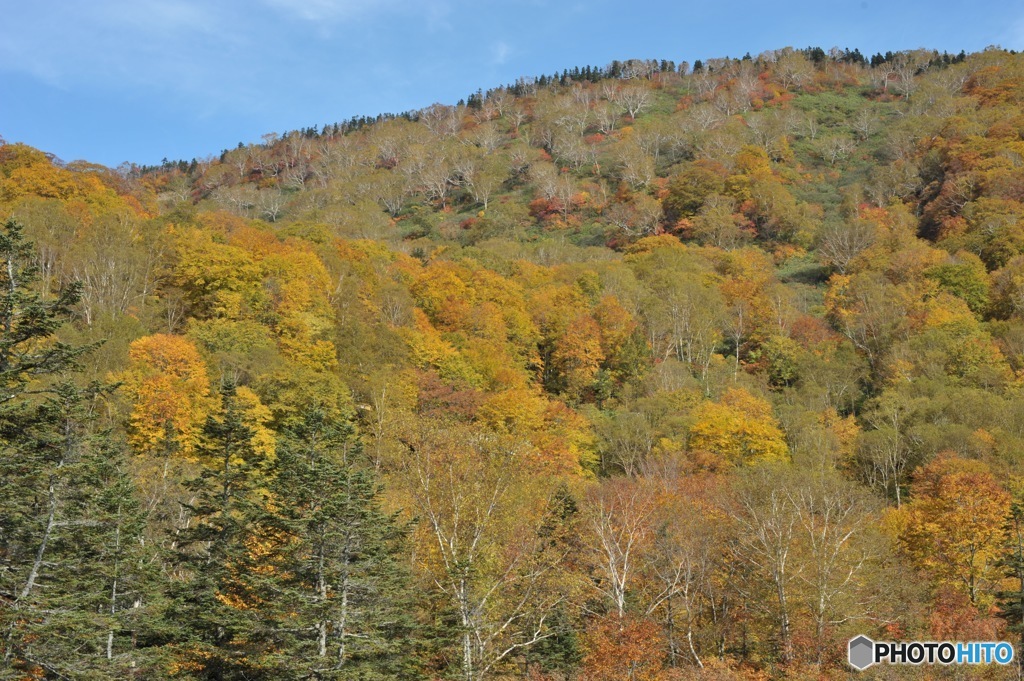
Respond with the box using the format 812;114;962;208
3;46;1024;679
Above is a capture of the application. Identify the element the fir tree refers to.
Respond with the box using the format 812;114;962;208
522;484;583;678
997;492;1024;679
0;220;148;679
166;381;270;680
256;407;420;680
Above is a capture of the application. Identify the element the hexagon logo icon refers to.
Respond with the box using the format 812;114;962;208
849;635;875;670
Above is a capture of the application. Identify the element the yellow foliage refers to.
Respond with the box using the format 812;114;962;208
688;388;788;467
116;334;214;457
821;407;860;464
477;388;547;435
592;295;636;359
254;365;355;426
735;146;774;180
0;143;144;219
533;400;598;474
624;234;688;257
277;336;339;371
476;388;596;474
232;386;276;460
400;308;484;387
172;229;266;319
894;456;1011;608
551;314;605;399
404;259;541;385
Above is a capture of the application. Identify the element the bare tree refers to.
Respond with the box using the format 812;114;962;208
851;108;879;141
256;187;286;222
618;84;652;120
400;423;563;681
818;219;876;273
585;478;656;618
728;466;800;665
892;50;930;100
815;134;856;166
420;103;461;137
775;49;815;91
595;102;620;135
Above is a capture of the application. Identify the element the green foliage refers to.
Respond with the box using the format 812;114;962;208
925;257;990;315
0;220;151;679
164;381;272;679
662;163;726;224
0;220;89;401
256;408;421;679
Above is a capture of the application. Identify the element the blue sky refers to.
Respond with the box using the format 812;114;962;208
2;0;1022;168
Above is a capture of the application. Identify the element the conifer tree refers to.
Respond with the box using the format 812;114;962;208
523;485;583;678
165;380;269;679
257;407;420;680
0;220;148;678
997;489;1024;679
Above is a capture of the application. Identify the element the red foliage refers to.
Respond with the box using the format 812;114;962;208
928;587;1005;642
675;95;695;111
414;370;485;421
529;197;555;220
789;314;842;349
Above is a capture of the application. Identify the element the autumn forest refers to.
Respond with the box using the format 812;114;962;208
3;46;1024;679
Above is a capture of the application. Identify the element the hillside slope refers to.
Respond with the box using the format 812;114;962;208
2;46;1024;679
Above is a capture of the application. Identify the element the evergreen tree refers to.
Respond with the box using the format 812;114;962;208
166;381;270;680
522;484;583;678
0;220;87;403
257;407;420;680
0;220;148;679
1;383;152;679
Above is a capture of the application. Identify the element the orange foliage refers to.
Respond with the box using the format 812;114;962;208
893;456;1012;609
117;334;214;457
582;615;668;681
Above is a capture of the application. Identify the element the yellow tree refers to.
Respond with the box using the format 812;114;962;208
398;419;569;681
170;227;266;321
117;334;214;457
476;388;595;475
260;243;338;370
584;477;658;620
625;239;726;385
894;456;1011;609
687;388;788;467
550;314;605;402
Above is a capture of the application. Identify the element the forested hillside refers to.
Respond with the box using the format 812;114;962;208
3;45;1024;679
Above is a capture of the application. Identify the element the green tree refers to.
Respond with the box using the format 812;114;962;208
0;220;149;678
258;407;420;679
0;219;86;401
165;381;270;679
997;479;1024;679
1;381;153;680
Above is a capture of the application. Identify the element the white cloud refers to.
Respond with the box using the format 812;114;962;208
258;0;404;22
492;41;511;65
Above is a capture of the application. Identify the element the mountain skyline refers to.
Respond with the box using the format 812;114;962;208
2;0;1021;167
